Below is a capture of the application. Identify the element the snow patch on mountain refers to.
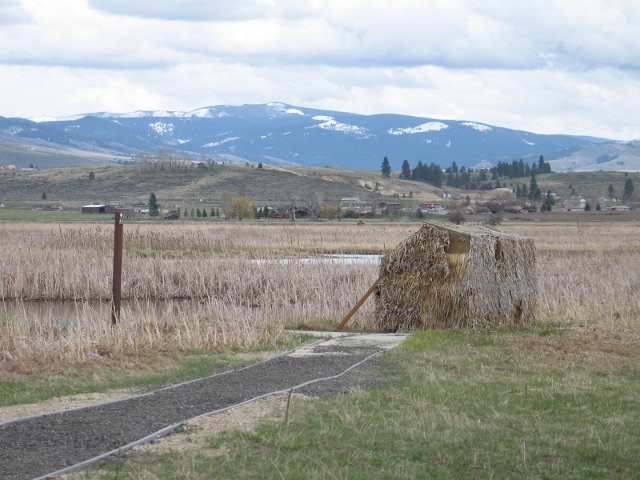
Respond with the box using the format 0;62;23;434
30;114;86;123
309;116;371;138
522;139;535;145
286;109;304;115
3;126;23;135
150;122;174;136
388;122;448;135
461;122;492;132
202;137;241;147
472;160;494;169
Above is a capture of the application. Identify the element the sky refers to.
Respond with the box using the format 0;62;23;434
0;0;639;140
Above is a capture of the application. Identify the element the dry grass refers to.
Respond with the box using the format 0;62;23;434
1;220;639;364
376;223;536;330
0;223;386;363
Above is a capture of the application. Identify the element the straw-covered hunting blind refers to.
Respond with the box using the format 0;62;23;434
375;222;536;331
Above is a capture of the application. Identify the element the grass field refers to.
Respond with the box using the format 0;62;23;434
2;218;640;478
85;326;640;479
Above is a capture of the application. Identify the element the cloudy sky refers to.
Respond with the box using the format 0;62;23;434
1;0;639;139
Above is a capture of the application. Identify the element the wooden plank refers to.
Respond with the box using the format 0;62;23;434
336;279;380;330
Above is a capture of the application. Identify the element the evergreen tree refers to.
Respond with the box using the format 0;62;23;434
521;183;528;198
177;207;181;218
528;175;541;200
607;184;615;198
543;190;555;212
41;192;47;200
191;208;195;217
196;207;201;218
210;207;215;217
202;209;207;217
516;184;522;198
381;157;391;177
400;159;412;179
148;193;159;217
89;171;95;180
585;202;591;211
257;162;263;169
623;178;635;198
596;202;601;211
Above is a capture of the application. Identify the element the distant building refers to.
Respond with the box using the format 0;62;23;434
340;197;361;212
376;202;402;215
563;205;585;212
82;204;133;214
34;203;63;211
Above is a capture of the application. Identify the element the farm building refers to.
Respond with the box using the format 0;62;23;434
375;222;536;331
82;204;134;214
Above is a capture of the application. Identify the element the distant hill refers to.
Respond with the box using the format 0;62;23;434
548;140;640;172
0;102;625;171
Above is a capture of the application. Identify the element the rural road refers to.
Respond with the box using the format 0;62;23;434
0;332;409;480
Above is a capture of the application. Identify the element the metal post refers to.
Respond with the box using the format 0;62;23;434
111;212;123;326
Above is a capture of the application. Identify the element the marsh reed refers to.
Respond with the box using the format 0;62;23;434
1;220;639;363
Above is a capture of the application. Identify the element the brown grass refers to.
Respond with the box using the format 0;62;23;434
1;220;639;364
376;223;536;330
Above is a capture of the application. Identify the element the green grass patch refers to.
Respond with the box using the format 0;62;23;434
0;333;317;409
92;327;640;479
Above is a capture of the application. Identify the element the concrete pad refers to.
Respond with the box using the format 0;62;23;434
286;332;410;358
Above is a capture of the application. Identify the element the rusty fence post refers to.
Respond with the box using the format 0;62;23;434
111;212;123;326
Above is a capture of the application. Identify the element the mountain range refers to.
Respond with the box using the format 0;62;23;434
1;102;638;171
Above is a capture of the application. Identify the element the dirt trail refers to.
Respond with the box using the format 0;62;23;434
0;333;408;480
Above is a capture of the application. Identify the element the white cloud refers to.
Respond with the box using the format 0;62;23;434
0;0;638;140
0;0;33;25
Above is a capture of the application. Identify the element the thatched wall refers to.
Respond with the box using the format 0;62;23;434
375;222;536;331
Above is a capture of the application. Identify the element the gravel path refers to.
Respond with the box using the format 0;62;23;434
0;333;408;480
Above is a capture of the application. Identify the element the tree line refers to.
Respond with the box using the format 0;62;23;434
386;155;552;190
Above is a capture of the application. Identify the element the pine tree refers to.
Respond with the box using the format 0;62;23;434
257;162;263;168
623;178;635;199
148;193;159;217
607;184;615;198
596;202;601;211
202;209;207;217
196;207;201;217
528;175;541;200
400;160;411;179
381;157;391;177
210;207;215;217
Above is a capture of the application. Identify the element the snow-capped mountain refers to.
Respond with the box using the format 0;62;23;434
0;102;616;171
